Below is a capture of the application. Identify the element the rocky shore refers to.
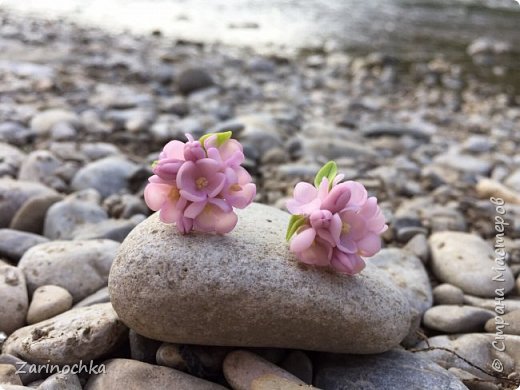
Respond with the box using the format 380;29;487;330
0;9;520;390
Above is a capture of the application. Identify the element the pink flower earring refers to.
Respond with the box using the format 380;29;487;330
286;161;387;275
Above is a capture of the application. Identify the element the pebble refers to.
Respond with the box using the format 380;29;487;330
2;303;127;365
423;305;495;333
0;178;56;228
475;178;520;205
0;265;28;335
17;150;64;190
9;194;63;234
38;372;82;390
26;285;73;324
361;122;432;140
314;349;467;390
403;233;430;263
429;231;515;297
463;294;520;313
0;123;33;146
484;309;520;335
415;334;520;379
432;284;465;305
0;364;22;386
433;153;491;175
280;351;313;384
177;68;214;95
29;109;79;136
71;216;143;242
43;198;108;240
0;354;42;385
0;143;25;178
223;350;306;390
70;156;140;198
109;203;411;354
73;286;110;308
18;239;119;302
0;229;48;263
505;169;520;192
84;359;227;390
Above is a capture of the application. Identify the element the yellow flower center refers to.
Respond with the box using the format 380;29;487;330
168;187;180;201
229;184;241;192
342;222;351;234
196;177;208;189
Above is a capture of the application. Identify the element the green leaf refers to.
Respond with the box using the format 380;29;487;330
314;161;337;188
199;131;233;148
286;214;307;241
151;160;159;168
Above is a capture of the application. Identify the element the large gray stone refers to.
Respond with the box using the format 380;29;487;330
0;229;48;263
19;240;119;302
2;303;127;365
423;305;495;333
85;359;226;390
429;232;515;297
314;349;468;390
109;203;411;354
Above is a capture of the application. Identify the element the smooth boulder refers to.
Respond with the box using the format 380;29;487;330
109;203;411;354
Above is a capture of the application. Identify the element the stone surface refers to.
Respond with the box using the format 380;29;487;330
0;179;56;228
463;295;520;313
19;239;119;302
223;350;306;390
38;372;82;390
2;303;127;365
73;287;110;308
30;109;79;135
26;285;73;324
314;349;468;390
84;359;226;390
43;198;108;240
0;364;23;385
17;150;63;189
0;229;48;263
280;351;313;384
0;265;28;335
129;330;162;364
433;284;465;305
9;194;63;234
423;305;495;333
70;156;140;198
0;354;42;385
415;334;520;379
0;143;25;178
177;68;214;95
109;203;411;354
429;232;515;297
485;309;520;335
403;233;430;263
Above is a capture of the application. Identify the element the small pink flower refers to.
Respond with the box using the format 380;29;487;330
286;178;329;215
193;203;238;234
330;248;366;275
177;158;226;202
184;134;206;161
144;175;187;225
290;228;333;266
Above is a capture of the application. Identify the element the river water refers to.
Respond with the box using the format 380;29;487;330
1;0;519;58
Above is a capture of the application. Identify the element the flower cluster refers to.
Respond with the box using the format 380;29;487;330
144;132;256;234
286;161;387;275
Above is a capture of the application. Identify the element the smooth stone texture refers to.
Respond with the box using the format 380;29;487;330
38;372;82;390
0;364;23;385
2;303;127;365
0;354;42;385
0;179;56;228
463;294;520;313
369;248;432;343
70;156;140;198
29;109;78;135
362;122;432;140
109;203;411;354
177;68;214;95
84;359;226;390
17;151;62;189
43;199;108;240
73;287;110;308
251;375;317;389
223;350;305;390
433;284;465;305
19;239;119;302
70;217;142;242
403;233;430;264
314;349;468;390
476;178;520;205
26;285;73;324
9;194;63;234
0;229;48;263
0;143;25;177
423;305;495;333
0;265;28;335
429;232;515;297
485;310;520;335
415;334;520;379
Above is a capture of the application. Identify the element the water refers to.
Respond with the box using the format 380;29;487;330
1;0;519;57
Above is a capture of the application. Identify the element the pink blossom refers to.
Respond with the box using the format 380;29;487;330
144;132;255;234
286;161;387;275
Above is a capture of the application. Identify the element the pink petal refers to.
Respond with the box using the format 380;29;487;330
344;181;368;208
208;197;233;212
331;250;366;275
176;161;197;193
159;200;181;223
184;200;207;219
144;182;171;211
357;232;381;257
293;182;318;203
290;227;316;253
215;211;238;234
297;238;332;266
162;140;185;160
207;172;226;198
